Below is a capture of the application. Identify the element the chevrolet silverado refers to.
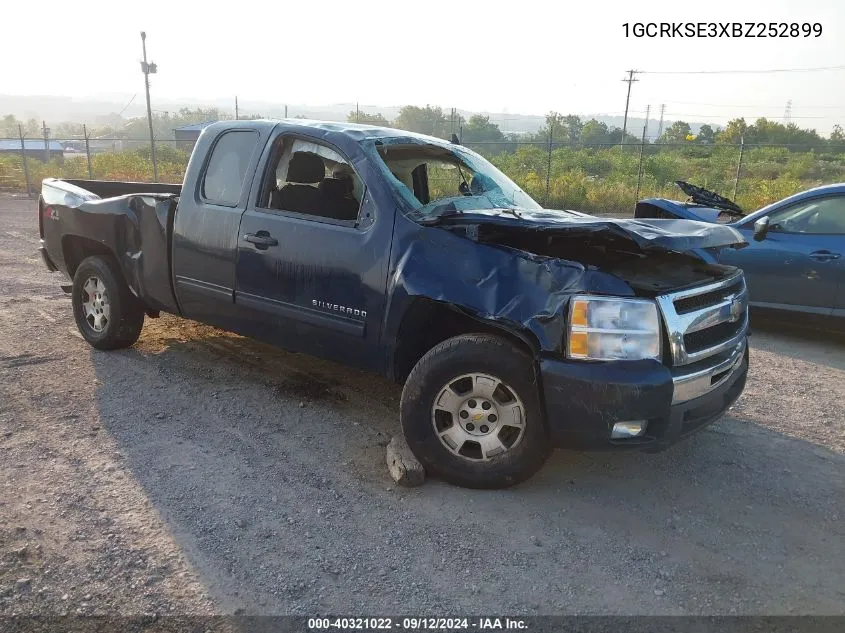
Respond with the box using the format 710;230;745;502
38;120;750;488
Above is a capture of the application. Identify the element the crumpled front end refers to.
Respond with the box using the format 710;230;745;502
389;209;750;450
387;219;637;356
541;269;749;450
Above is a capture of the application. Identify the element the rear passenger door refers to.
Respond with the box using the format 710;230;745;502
172;126;265;329
233;134;391;372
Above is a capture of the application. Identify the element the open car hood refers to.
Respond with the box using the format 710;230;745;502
429;208;747;254
674;180;744;215
634;181;745;225
634;198;740;225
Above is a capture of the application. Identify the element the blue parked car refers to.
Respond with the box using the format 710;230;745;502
636;181;845;321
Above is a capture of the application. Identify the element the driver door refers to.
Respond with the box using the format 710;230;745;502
233;133;392;372
721;195;845;314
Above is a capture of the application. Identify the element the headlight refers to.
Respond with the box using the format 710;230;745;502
567;296;661;361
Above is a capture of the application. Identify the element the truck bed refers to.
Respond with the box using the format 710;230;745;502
39;178;182;316
60;179;182;199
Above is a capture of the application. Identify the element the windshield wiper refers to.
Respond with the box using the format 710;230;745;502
457;164;472;196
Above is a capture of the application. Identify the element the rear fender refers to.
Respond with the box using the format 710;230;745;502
43;179;180;314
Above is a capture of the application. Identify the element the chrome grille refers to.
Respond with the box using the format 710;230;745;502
673;278;744;315
684;319;745;353
656;272;749;404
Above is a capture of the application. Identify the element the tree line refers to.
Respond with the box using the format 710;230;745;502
4;105;842;151
348;106;845;150
1;108;261;143
4;104;844;216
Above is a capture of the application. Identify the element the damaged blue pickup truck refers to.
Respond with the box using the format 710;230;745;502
38;120;750;488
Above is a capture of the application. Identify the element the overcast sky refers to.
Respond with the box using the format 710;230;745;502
3;0;844;133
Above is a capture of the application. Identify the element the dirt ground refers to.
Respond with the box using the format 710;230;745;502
1;193;844;616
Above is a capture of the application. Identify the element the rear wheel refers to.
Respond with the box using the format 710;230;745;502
71;256;145;350
400;334;551;489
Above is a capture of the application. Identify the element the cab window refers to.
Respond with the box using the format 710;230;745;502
202;130;259;206
260;138;364;222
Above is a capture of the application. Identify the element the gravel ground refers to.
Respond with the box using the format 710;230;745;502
1;193;844;616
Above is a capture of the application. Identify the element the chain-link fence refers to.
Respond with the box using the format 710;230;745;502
462;139;845;217
0;136;194;195
3;132;844;218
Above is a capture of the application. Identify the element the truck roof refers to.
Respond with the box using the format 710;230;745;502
202;118;454;147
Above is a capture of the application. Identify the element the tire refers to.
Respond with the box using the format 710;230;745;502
71;255;145;350
400;334;551;489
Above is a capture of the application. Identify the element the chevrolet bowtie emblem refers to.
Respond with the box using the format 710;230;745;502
472;413;484;421
729;296;743;322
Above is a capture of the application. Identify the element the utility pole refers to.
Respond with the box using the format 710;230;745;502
656;104;666;143
83;124;93;179
545;119;554;206
642;104;651;142
42;120;50;163
356;102;360;123
235;96;239;120
733;135;745;201
783;100;792;125
636;121;648;201
620;69;639;147
284;104;288;118
140;31;159;182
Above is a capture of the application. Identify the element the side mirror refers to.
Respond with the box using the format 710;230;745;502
753;216;770;241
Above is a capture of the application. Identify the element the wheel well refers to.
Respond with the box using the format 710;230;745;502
62;235;115;278
392;299;538;384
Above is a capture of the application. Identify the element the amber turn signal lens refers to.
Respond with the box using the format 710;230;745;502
571;300;588;327
568;331;588;358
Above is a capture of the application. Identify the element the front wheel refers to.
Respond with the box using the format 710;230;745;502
71;255;145;350
400;334;551;489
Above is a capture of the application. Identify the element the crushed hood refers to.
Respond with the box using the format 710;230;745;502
427;208;747;253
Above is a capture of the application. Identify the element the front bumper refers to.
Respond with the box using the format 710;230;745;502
539;340;748;450
39;243;58;272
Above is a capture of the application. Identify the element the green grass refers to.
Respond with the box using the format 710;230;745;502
3;143;843;216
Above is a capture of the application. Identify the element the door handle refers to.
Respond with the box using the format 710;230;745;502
243;232;278;247
809;250;841;262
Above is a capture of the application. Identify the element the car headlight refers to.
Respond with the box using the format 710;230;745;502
567;296;661;361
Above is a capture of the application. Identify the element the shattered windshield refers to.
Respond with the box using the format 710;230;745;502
371;140;541;218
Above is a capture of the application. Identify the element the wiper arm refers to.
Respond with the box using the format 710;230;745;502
457;164;473;196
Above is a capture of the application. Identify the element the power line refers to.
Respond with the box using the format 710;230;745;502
640;65;845;75
662;100;845;109
623;109;830;121
651;112;828;120
117;94;138;118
